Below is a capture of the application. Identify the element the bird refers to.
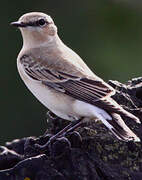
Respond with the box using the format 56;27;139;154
11;12;140;150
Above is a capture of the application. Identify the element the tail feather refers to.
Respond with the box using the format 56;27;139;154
117;108;140;124
110;113;140;142
98;112;140;142
95;98;141;124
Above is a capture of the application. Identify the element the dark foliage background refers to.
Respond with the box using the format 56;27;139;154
1;0;142;144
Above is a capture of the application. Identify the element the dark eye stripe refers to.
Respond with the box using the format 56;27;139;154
22;20;50;27
27;21;40;26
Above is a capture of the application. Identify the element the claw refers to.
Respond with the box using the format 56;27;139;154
34;119;83;153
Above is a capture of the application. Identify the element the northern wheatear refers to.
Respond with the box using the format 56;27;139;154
11;12;140;148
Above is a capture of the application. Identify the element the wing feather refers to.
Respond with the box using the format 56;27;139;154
20;54;114;103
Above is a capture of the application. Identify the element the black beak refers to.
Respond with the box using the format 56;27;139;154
10;21;27;27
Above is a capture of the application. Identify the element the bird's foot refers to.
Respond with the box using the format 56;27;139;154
34;119;83;153
34;135;55;153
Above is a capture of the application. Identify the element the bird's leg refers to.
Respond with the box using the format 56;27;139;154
62;120;83;137
34;119;83;152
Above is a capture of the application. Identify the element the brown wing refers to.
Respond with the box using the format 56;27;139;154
20;54;114;103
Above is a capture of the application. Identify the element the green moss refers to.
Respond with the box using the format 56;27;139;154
81;123;142;174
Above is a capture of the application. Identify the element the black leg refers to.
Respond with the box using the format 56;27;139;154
62;121;83;137
34;119;83;152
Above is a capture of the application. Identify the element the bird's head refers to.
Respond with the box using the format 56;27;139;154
11;12;58;47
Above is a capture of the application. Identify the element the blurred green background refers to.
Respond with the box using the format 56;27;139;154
1;0;142;144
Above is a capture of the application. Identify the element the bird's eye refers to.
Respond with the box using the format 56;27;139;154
38;19;46;26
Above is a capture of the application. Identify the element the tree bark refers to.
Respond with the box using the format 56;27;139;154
0;77;142;180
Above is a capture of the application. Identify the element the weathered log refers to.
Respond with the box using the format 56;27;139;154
0;77;142;180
